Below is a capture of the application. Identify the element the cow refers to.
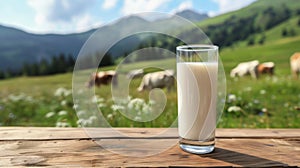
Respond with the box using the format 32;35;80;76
86;70;117;88
290;52;300;79
126;69;144;79
257;62;275;76
230;60;259;79
137;70;175;92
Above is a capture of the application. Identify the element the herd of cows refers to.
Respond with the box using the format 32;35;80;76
86;68;175;92
231;52;300;79
230;60;275;79
86;52;300;90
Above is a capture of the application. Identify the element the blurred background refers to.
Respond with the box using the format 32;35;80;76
0;0;299;128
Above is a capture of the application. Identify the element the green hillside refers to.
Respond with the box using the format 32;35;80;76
198;0;300;47
0;0;300;128
200;0;300;26
219;15;300;72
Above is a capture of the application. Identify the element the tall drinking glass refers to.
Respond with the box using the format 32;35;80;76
176;45;218;154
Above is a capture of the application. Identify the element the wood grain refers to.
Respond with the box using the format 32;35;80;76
0;127;299;167
0;127;299;140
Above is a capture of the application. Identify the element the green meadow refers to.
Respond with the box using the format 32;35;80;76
1;0;300;128
0;34;300;128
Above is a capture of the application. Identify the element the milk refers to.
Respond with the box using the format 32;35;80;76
177;62;218;140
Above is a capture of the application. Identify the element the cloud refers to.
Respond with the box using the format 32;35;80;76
27;0;96;23
102;0;118;10
212;0;256;15
171;0;193;14
121;0;171;16
177;1;193;12
27;0;98;33
75;14;102;32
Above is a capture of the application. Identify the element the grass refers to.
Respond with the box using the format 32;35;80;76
1;4;300;127
0;73;72;97
0;46;300;128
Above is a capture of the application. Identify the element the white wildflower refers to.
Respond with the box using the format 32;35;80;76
129;98;144;107
98;103;106;108
61;100;67;106
228;106;242;112
107;114;113;119
76;119;85;126
56;122;62;127
111;104;125;112
127;98;145;111
54;88;64;97
45;112;55;118
260;90;266;95
77;119;92;127
92;95;99;103
8;93;31;102
127;101;133;109
56;122;70;127
92;95;104;103
73;104;79;110
54;87;71;97
262;108;268;113
62;122;70;127
227;94;236;102
58;110;68;116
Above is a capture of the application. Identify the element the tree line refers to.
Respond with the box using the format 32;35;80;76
0;52;115;79
202;5;299;47
0;54;75;79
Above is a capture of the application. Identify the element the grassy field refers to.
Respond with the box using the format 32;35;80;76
1;6;300;128
0;39;300;128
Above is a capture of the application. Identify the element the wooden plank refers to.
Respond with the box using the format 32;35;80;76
0;138;299;167
0;127;299;140
218;128;300;139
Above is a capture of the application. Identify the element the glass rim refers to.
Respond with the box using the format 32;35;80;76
176;44;218;52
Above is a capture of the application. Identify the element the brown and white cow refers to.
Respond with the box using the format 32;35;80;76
230;60;259;79
257;62;275;76
137;70;175;92
86;70;118;88
290;53;300;79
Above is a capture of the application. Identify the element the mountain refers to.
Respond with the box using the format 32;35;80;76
0;25;92;71
175;9;208;22
1;0;300;74
0;9;207;72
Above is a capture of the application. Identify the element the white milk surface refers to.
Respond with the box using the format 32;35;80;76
177;62;217;140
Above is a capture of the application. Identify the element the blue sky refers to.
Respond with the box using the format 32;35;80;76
0;0;256;34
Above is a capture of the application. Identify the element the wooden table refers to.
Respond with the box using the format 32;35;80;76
0;127;299;167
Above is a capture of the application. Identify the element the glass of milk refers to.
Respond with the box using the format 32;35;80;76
176;44;218;154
